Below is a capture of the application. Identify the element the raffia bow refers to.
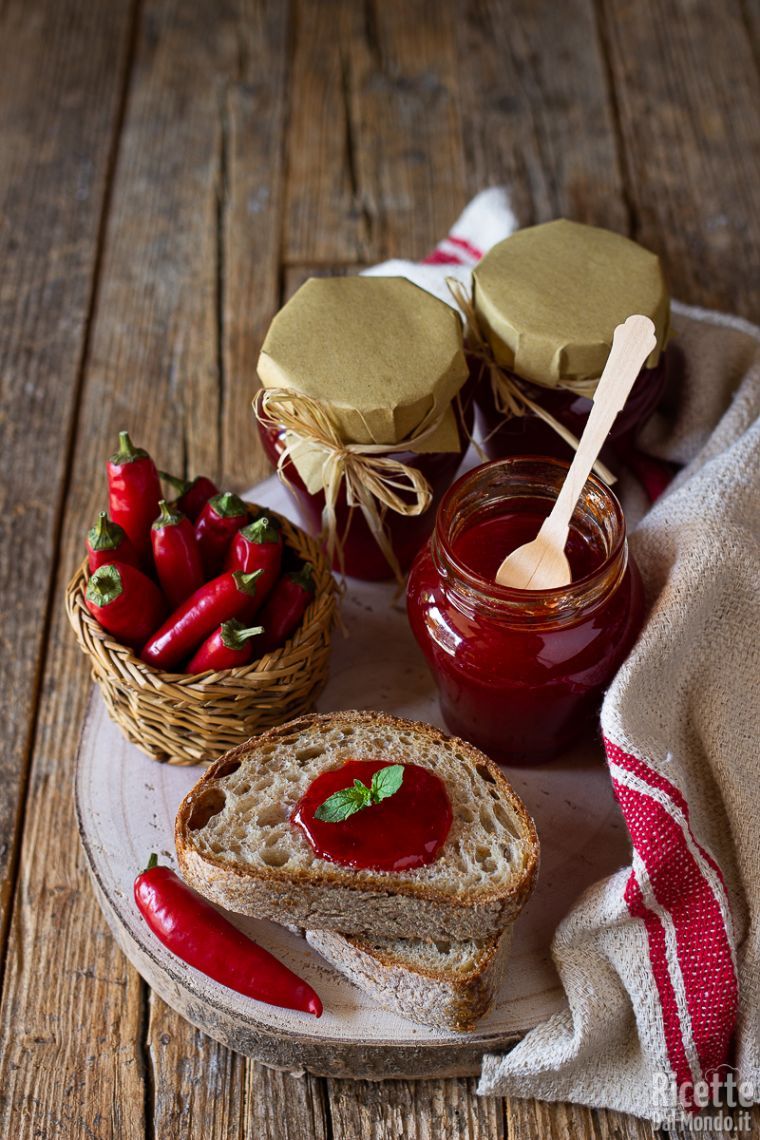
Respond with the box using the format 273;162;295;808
254;388;448;583
446;277;616;485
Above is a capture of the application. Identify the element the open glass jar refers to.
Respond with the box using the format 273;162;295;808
406;457;645;764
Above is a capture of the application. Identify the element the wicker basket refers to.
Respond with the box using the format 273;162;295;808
65;505;337;765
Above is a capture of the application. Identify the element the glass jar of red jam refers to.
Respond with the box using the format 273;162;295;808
474;352;668;468
257;383;475;581
406;457;645;764
470;218;670;472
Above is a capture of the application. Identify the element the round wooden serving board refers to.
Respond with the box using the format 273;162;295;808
75;474;632;1081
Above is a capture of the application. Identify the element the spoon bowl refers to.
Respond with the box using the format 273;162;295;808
495;314;658;592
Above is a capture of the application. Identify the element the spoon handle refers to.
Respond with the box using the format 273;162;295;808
540;314;658;545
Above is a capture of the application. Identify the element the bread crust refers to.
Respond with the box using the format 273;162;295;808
175;711;539;941
305;928;513;1032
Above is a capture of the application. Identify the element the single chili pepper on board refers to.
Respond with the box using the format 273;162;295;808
134;855;322;1016
224;516;283;609
194;492;250;577
141;569;263;671
186;619;264;674
258;563;315;653
151;499;205;609
159;471;219;523
86;511;139;572
106;431;163;563
85;562;166;649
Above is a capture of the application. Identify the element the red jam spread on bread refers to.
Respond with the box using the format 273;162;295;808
291;760;452;872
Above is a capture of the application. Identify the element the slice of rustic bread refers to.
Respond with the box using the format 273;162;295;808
305;927;512;1032
175;711;538;941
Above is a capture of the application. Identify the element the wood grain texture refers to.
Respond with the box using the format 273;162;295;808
327;1077;505;1139
1;0;758;1135
599;0;760;317
0;0;136;956
220;4;289;488
457;0;629;234
0;0;291;1136
346;0;468;260
285;0;369;264
148;997;249;1140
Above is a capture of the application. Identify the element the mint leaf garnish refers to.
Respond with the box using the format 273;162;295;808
314;765;405;823
314;786;369;823
370;764;404;802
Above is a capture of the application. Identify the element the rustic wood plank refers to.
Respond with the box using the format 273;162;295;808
220;5;289;488
0;1;308;1137
284;0;369;264
245;1064;331;1139
457;0;629;233
148;998;248;1139
0;0;136;957
284;0;470;264
349;0;468;259
599;0;760;317
327;1077;504;1139
507;1098;659;1139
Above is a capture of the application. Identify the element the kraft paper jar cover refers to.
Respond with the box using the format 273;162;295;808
472;219;670;388
257;276;469;492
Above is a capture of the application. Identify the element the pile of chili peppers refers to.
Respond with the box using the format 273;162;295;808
84;431;316;673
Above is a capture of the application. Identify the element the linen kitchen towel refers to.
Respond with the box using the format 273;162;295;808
366;191;760;1124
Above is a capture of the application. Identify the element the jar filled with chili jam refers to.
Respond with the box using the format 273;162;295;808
470;220;670;468
406;457;645;764
256;276;472;581
258;395;474;581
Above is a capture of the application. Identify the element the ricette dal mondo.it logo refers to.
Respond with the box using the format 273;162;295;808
653;1066;757;1132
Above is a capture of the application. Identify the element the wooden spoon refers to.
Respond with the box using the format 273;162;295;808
495;314;657;591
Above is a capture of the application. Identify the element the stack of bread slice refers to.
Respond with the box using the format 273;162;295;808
176;712;539;1032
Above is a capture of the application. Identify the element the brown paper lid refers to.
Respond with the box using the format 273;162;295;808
472;219;670;387
257;276;468;454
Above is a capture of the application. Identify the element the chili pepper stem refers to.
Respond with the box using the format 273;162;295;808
143;852;159;874
158;470;189;493
219;620;265;650
87;563;124;606
153;498;181;528
91;512;111;546
111;430;145;464
291;563;315;591
232;569;263;594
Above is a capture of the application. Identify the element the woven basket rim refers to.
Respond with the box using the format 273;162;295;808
65;501;337;690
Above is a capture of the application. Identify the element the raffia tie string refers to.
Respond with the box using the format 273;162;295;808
446;277;616;485
255;388;444;583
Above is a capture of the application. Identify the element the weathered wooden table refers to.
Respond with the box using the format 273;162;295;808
2;1;758;1136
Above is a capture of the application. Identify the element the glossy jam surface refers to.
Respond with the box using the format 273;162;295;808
474;354;668;467
453;506;602;584
257;378;476;581
291;760;453;872
407;483;644;765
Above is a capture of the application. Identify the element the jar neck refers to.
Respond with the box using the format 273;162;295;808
431;458;629;628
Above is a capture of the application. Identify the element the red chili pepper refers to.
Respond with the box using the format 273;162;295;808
186;619;264;674
258;564;315;653
86;511;139;572
194;492;249;577
141;569;263;671
151;499;205;609
134;855;322;1016
159;471;219;523
106;431;163;564
224;516;283;609
86;562;167;649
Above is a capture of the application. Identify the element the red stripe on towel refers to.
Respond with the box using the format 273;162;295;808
608;741;738;1101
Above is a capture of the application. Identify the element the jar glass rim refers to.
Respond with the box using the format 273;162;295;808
433;456;628;616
